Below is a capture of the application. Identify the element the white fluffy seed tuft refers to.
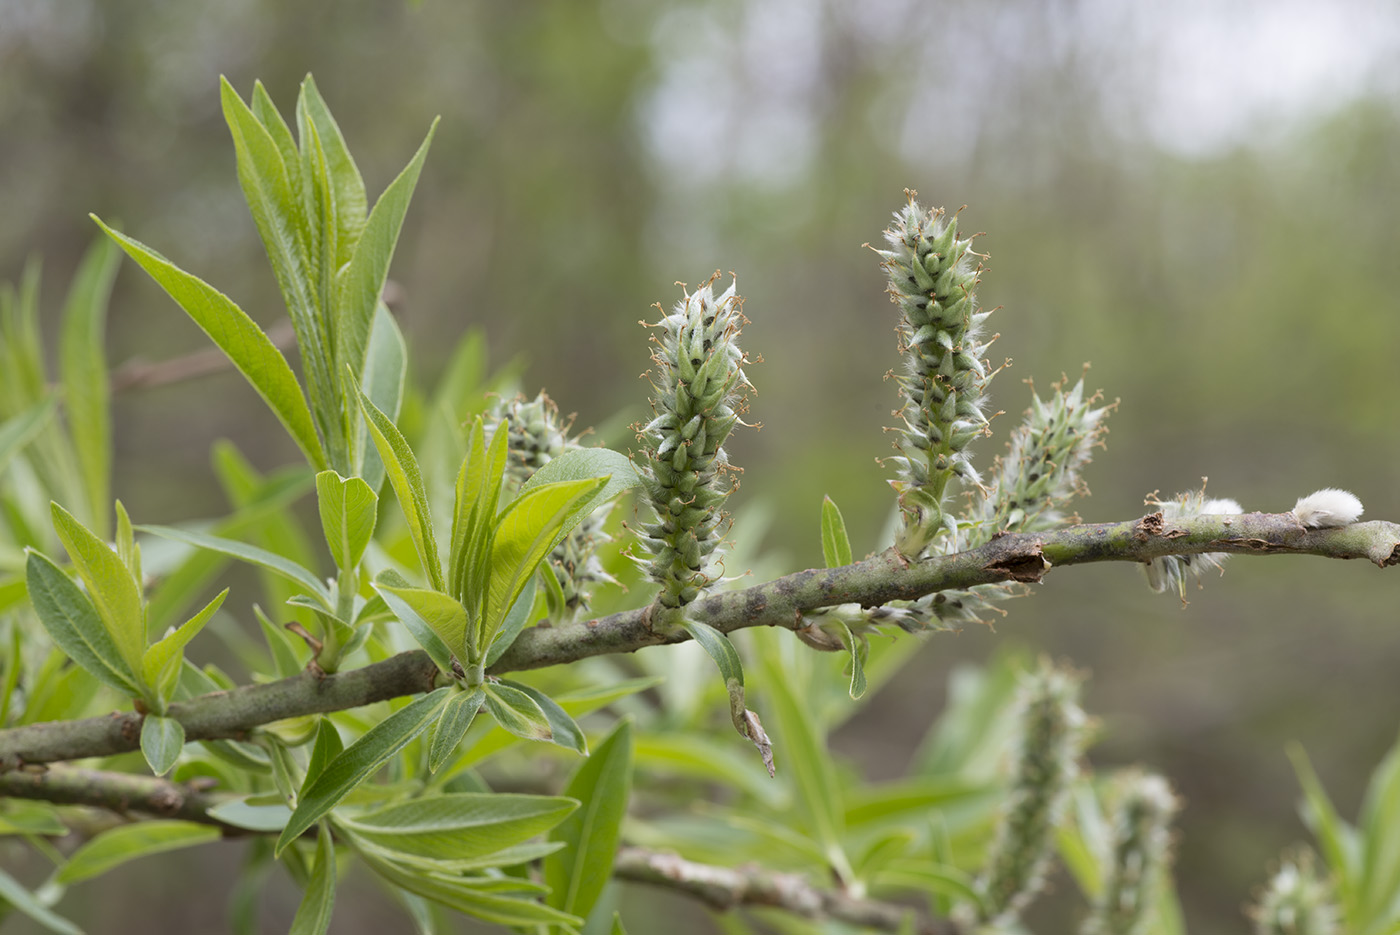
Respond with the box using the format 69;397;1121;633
1292;488;1364;528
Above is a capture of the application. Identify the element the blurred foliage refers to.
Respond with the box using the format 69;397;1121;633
1;0;1399;932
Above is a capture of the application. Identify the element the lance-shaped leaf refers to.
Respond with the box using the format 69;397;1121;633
55;820;220;885
59;236;121;538
298;76;367;267
821;495;853;568
355;304;406;493
484;477;607;646
141;588;227;702
276;687;450;855
681;619;774;776
373;570;454;674
140;524;332;610
483;681;552;742
519;446;641;504
0;865;81;935
92;217;327;470
140;714;185;776
354;848;581;927
302;717;346;792
338;792;576;861
356;382;443;591
483;576;536;668
543;719;633;921
220;78;333;446
0;396;55;477
334;119;437;419
448;416;508;612
25;549;140;696
315;470;377;572
374;582;468;662
499;679;586;755
51;502;145;676
429;688;484;773
289;823;337;935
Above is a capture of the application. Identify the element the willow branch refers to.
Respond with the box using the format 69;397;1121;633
2;512;1395;769
614;846;959;934
0;765;241;830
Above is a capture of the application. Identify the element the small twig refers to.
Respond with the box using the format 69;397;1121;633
111;321;297;392
613;846;961;934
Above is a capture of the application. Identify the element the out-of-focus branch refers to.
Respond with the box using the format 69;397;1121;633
613;846;961;934
0;765;240;831
111;321;296;392
2;513;1395;769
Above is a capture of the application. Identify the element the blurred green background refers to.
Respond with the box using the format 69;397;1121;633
3;0;1399;932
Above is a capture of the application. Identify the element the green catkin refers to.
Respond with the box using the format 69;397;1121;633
488;392;617;615
876;196;996;558
1082;771;1179;935
635;276;752;616
1249;850;1340;935
973;661;1089;926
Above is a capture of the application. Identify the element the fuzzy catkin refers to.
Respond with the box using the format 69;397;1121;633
1082;772;1179;935
635;277;752;613
1250;851;1340;935
488;393;616;614
876;197;996;558
975;662;1088;925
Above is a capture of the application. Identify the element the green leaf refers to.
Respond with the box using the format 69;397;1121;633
483;682;552;742
315;470;377;572
50;502;145;676
372;571;455;673
834;619;868;700
297;75;367;263
355;848;581;927
760;644;850;879
356;304;407;493
205;799;293;833
56;820;220;885
333;119;437;421
679;620;772;774
1288;741;1360;903
276;687;450;855
140;714;185;776
356;382;443;591
220;78;334;454
303;717;346;792
0;865;83;935
447;416;507;614
1356;730;1400;923
140;524;331;609
289;823;337;935
543;719;633;920
0;396;56;477
520;446;641;506
820;495;853;568
24;549;140;695
485;477;606;642
255;605;307;678
374;583;468;662
59;236;121;538
92;216;327;470
611;912;629;935
340;792;577;861
141;588;227;702
499;679;586;755
429;688;484;773
483;576;537;668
